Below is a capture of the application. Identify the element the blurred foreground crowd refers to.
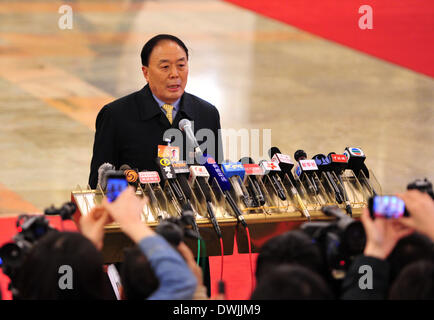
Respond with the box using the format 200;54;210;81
1;187;433;300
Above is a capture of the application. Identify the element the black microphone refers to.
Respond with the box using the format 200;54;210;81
138;170;165;222
343;147;377;196
258;160;287;201
239;157;266;206
312;154;344;204
327;152;352;216
266;148;310;220
203;155;247;228
294;150;319;196
189;165;222;239
155;157;185;205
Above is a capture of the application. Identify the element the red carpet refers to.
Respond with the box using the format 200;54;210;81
224;0;434;78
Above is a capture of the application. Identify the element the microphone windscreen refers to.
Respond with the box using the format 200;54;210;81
268;147;281;159
119;164;132;171
294;149;307;161
98;163;115;190
239;157;255;164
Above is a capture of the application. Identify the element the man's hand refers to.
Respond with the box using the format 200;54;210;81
361;208;413;260
79;206;112;250
398;190;434;241
102;186;153;243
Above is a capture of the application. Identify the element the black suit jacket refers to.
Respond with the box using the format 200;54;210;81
89;84;223;189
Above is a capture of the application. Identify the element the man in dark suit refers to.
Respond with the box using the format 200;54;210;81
89;34;223;188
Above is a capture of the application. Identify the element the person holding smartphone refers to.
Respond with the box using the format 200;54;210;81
341;189;434;299
80;186;197;300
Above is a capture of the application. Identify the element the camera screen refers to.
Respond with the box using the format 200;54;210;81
373;196;405;218
106;177;128;202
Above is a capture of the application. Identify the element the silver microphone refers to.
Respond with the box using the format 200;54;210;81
179;118;202;155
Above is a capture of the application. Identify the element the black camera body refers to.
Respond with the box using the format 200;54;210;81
407;178;434;200
0;215;56;285
301;206;366;279
0;202;76;291
155;209;200;247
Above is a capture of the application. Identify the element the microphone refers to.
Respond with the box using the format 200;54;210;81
119;164;139;188
155;157;185;206
266;148;310;220
172;161;194;202
328;152;352;216
294;150;319;196
138;171;165;222
203;155;247;228
343;147;377;196
189;165;222;239
97;163;115;190
179;118;202;159
239;157;266;207
312;154;345;204
258;160;287;201
221;162;255;208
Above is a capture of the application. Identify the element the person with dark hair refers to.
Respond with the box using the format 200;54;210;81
255;230;326;282
387;233;434;283
14;231;110;300
120;246;159;300
89;33;223;188
389;259;434;300
250;264;333;300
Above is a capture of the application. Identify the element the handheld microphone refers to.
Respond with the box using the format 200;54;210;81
343;147;377;195
266;148;310;220
258;160;287;201
179;119;202;159
312;154;344;204
97;163;115;190
189;165;222;239
268;147;296;182
328;152;352;216
239;157;266;206
155;157;185;205
203;155;247;228
172;161;193;202
294;150;319;196
138;171;164;222
221;162;255;208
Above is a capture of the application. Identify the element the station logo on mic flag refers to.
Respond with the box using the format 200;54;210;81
350;147;364;157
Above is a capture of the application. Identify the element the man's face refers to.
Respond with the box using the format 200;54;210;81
142;40;189;104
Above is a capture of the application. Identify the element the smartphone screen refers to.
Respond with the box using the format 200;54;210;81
370;195;407;218
106;176;128;202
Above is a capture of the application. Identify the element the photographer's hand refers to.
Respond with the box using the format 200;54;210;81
79;206;112;250
361;208;413;260
102;186;153;243
398;190;434;241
